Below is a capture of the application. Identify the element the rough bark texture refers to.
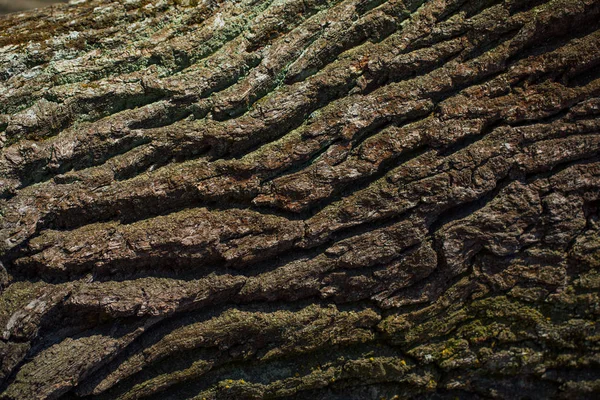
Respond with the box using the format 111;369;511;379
0;1;67;15
0;0;600;399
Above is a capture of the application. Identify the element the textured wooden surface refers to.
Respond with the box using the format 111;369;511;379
0;0;600;399
0;0;66;15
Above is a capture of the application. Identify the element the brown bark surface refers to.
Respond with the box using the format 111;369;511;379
1;0;600;399
0;0;67;15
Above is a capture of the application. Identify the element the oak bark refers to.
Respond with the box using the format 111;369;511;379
1;0;600;399
0;1;67;15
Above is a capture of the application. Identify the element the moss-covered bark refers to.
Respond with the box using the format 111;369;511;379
1;0;600;399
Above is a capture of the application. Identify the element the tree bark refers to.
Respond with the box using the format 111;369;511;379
0;1;67;15
0;0;600;399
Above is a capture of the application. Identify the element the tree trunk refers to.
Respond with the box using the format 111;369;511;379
0;0;599;399
0;1;67;15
